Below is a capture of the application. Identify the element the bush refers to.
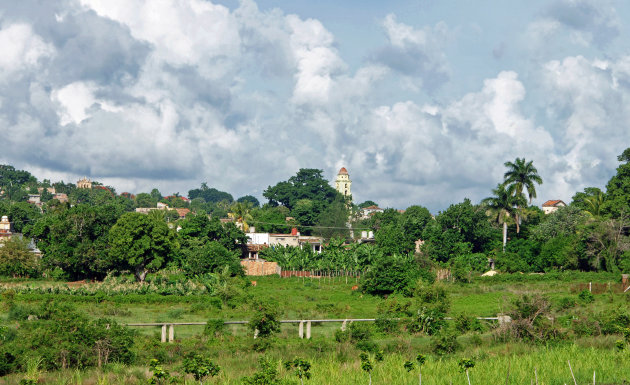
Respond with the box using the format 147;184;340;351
599;309;630;335
204;319;227;338
1;302;135;373
494;294;565;343
361;255;422;296
249;299;280;338
431;330;460;355
374;298;412;334
454;313;483;334
451;253;488;282
578;290;595;304
7;304;38;321
556;297;577;310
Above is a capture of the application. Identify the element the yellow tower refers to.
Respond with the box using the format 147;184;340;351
335;167;352;199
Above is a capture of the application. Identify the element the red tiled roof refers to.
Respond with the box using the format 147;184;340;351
165;195;190;202
542;200;565;207
175;208;191;217
338;167;348;175
363;205;381;210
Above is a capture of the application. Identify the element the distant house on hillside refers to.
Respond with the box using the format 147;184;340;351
243;228;323;260
361;205;384;219
542;200;566;214
0;215;13;245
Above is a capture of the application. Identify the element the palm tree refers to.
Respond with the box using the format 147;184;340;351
584;191;604;218
482;183;525;252
503;158;543;233
503;158;543;204
229;202;254;232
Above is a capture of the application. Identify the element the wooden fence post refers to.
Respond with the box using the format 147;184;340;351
161;324;167;343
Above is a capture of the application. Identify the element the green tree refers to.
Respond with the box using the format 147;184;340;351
602;148;630;218
0;237;39;277
237;195;260;207
188;183;233;204
229;201;254;232
108;212;177;282
503;158;543;205
375;223;414;256
134;193;156;208
263;169;341;211
313;200;350;241
250;205;291;233
358;201;378;208
26;204;124;279
8;202;41;233
361;254;419;296
179;240;243;276
400;205;433;244
482;183;525;252
503;158;543;233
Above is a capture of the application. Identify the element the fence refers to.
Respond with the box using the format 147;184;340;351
126;316;507;343
571;282;629;294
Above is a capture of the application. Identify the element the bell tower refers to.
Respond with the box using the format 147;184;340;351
335;167;352;199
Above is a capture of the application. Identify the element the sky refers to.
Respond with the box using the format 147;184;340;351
1;0;629;213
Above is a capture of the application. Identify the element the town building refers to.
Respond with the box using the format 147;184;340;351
335;167;352;198
542;200;567;214
243;228;323;260
360;205;384;219
77;177;92;189
0;215;13;245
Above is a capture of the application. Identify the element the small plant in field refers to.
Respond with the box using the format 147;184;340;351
615;339;625;351
148;359;172;385
284;358;311;385
18;356;42;385
359;352;374;385
578;289;594;304
249;300;280;339
403;354;426;385
458;358;475;385
241;357;282;385
183;353;220;384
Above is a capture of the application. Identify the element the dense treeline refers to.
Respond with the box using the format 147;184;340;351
0;148;629;284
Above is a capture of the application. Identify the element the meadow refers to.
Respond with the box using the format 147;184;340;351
1;272;629;384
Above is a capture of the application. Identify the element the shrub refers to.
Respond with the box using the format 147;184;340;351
451;253;488;282
7;304;38;321
249;300;280;338
454;313;483;334
204;319;228;338
374;298;412;334
556;296;577;310
578;289;595;304
1;303;135;373
182;353;221;384
431;330;460;355
241;357;283;385
494;294;565;343
361;255;421;296
599;309;630;334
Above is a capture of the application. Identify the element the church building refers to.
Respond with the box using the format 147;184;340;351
335;167;352;199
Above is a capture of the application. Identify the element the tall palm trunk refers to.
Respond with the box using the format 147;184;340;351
502;221;507;253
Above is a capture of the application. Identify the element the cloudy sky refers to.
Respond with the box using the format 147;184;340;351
1;0;629;212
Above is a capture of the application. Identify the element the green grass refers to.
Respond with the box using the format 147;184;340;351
2;273;630;384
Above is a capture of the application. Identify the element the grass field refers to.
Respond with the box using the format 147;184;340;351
1;273;629;384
